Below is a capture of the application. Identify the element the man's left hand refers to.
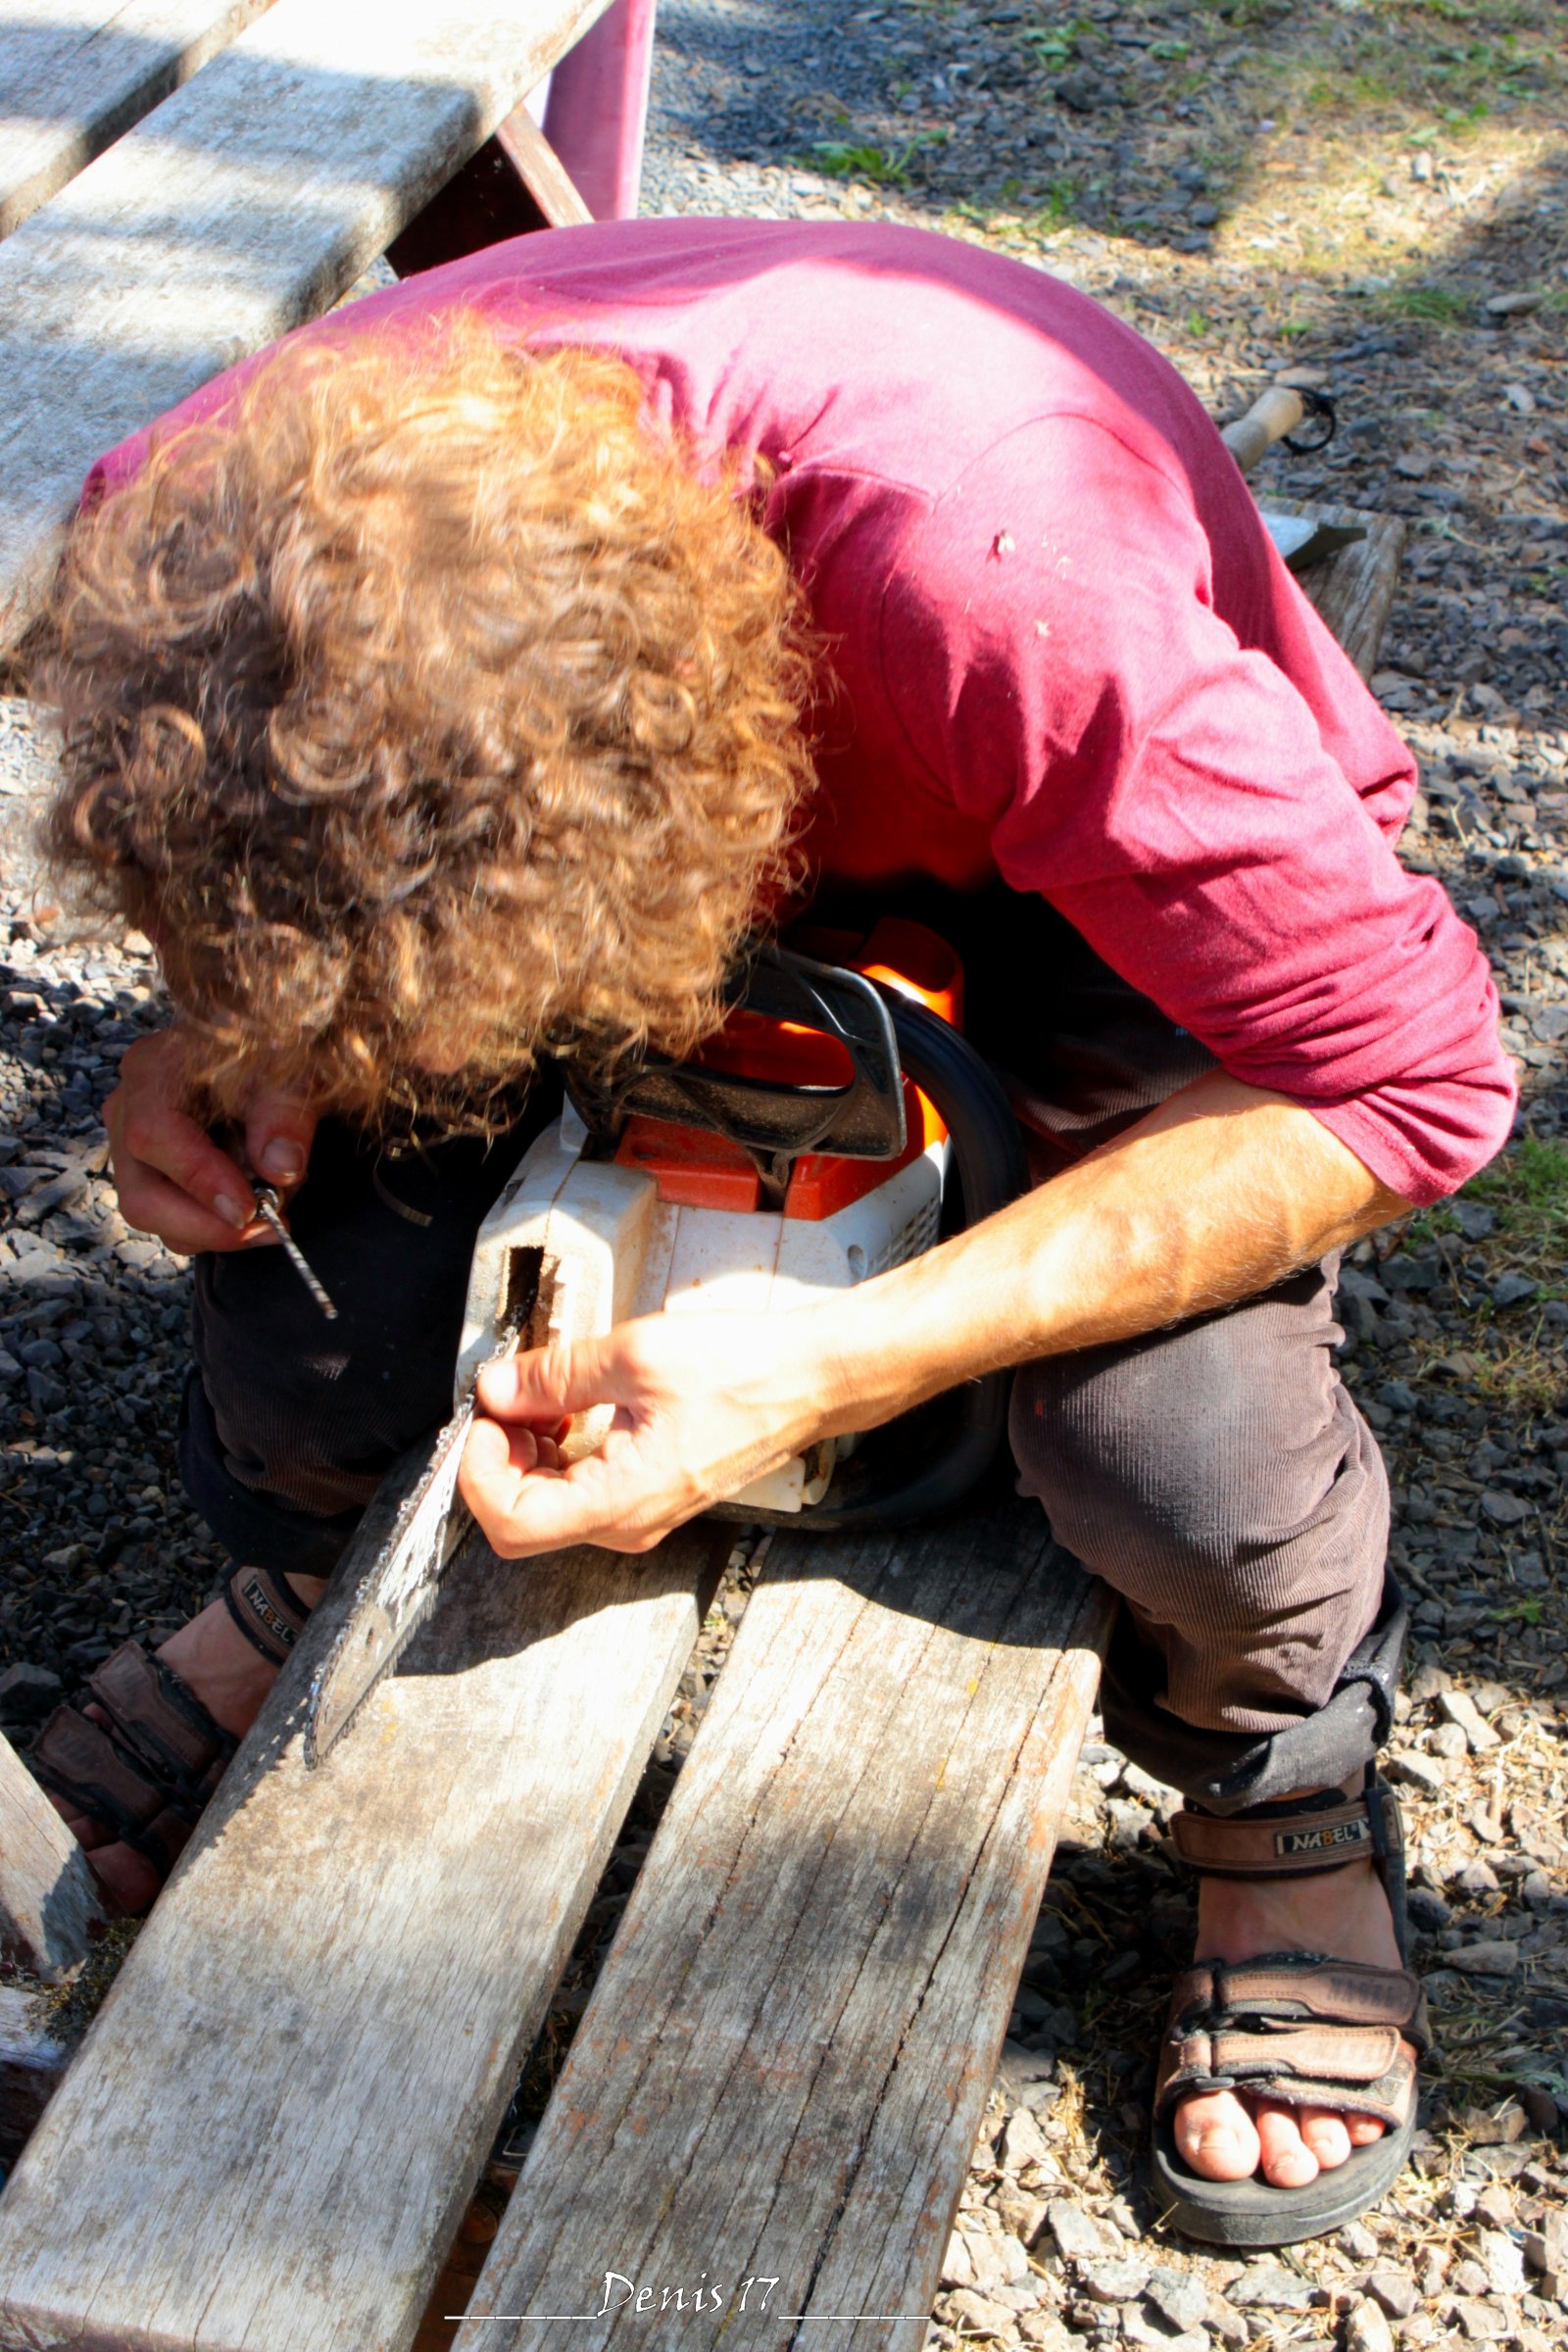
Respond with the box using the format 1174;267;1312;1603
457;1311;840;1558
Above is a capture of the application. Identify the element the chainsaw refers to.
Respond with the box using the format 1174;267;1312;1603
302;919;1027;1764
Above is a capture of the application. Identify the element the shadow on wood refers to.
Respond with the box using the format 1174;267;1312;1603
0;1459;729;2352
458;1496;1111;2352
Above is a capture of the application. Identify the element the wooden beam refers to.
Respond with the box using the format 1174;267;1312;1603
495;102;594;229
457;1499;1111;2352
386;103;592;279
0;1986;70;2164
0;1;279;244
1298;506;1408;683
0;0;616;646
0;1447;728;2352
0;1724;107;1980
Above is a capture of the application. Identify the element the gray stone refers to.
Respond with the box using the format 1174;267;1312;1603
1146;2269;1209;2331
1054;69;1115;112
1452;1938;1521;1976
1450;2297;1507;2340
1386;1749;1446;1796
941;2230;978;2289
1440;1688;1502;1751
1103;2196;1141;2242
1407;1887;1453;1931
1524;2208;1567;2276
1228;2264;1315;2312
1481;1487;1531;1525
1479;2227;1526;2295
1203;2297;1249;2349
945;2287;1018;2334
1366;2268;1420;2319
1046;2199;1122;2263
994;2187;1050;2250
1346;2299;1396;2352
970;2228;1030;2294
1078;2257;1152;2304
1016;2317;1074;2352
997;2038;1057;2113
998;2106;1052;2174
0;1660;63;1721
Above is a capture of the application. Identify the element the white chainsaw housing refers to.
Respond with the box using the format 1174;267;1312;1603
455;1101;949;1512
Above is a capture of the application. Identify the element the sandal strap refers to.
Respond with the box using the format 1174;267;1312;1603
223;1564;314;1668
88;1641;237;1797
30;1703;201;1874
1171;1780;1405;1882
27;1639;240;1878
1154;1954;1429;2131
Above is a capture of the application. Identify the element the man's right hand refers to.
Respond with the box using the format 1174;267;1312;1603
105;1029;318;1255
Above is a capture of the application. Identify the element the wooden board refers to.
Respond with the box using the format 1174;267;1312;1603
0;1723;108;1978
1276;498;1407;682
0;1987;69;2163
495;99;593;228
0;0;614;645
456;1500;1111;2352
0;0;279;242
0;1455;729;2352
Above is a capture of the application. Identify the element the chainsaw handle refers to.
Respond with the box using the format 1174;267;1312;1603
568;943;906;1182
1221;384;1306;476
709;995;1029;1534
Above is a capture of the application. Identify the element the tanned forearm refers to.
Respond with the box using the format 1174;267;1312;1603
463;1069;1415;1558
808;1069;1412;1440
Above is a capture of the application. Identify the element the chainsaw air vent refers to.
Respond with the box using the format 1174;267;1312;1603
867;1194;941;1279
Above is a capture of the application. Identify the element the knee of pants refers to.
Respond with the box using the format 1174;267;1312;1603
191;1240;464;1519
1006;1281;1389;1636
188;1120;535;1520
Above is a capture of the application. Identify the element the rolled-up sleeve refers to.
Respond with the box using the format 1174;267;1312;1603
878;416;1515;1203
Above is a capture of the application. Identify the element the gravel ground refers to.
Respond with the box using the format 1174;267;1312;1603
3;0;1566;2338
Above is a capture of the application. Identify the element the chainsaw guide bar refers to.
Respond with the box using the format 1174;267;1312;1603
303;1403;476;1766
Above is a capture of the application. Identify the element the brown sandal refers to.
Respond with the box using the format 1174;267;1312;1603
1151;1772;1432;2247
27;1566;313;1912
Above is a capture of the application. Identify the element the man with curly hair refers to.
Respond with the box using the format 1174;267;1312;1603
32;220;1510;2244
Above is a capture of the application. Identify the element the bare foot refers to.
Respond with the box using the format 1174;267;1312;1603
48;1573;324;1913
1174;1842;1415;2190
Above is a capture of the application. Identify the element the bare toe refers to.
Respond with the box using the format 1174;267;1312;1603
1297;2106;1352;2170
1346;2114;1387;2145
83;1840;162;1914
1175;2088;1262;2181
1254;2100;1320;2188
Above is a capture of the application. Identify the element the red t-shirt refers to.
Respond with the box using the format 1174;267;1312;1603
90;218;1512;1204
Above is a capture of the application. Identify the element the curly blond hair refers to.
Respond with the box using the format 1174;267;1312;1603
39;314;815;1126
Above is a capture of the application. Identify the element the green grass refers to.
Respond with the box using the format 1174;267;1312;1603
807;140;915;186
1020;19;1090;68
1381;281;1476;323
1466;1133;1568;1255
1408;1137;1568;1410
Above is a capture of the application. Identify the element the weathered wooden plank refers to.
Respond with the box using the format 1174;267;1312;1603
0;1985;69;2162
0;1450;728;2352
1274;497;1408;683
0;1722;108;1979
495;99;593;228
0;0;614;645
0;1;278;242
457;1500;1111;2352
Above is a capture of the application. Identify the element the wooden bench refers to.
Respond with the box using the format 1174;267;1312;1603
0;26;1408;2338
0;0;623;649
